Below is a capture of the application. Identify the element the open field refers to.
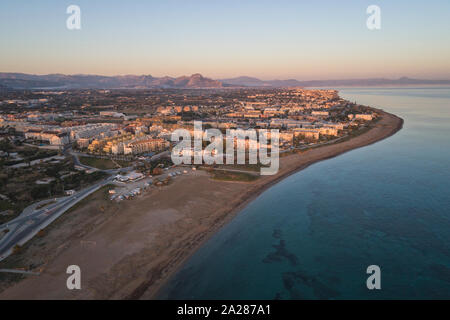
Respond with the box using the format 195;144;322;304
210;169;260;182
0;184;117;292
78;156;131;170
78;156;119;170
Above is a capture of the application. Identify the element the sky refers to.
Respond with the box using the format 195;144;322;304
1;0;450;80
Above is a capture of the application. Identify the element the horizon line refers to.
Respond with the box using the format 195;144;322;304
1;71;450;82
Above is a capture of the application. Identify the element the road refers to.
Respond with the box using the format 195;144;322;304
150;150;170;161
0;164;189;262
68;149;99;171
0;269;40;276
0;175;116;262
0;148;182;263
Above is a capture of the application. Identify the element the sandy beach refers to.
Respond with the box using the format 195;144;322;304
0;109;403;300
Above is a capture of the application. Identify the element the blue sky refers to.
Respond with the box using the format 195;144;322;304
1;0;449;79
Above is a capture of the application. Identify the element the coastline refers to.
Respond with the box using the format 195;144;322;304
0;109;403;300
144;109;404;300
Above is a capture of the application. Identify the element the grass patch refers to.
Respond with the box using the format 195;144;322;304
0;200;14;212
0;201;17;225
79;157;118;170
211;170;259;182
215;163;267;172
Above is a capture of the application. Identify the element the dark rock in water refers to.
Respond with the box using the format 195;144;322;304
263;239;298;266
272;229;282;239
282;270;339;300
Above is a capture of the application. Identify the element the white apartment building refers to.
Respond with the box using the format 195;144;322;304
311;111;330;116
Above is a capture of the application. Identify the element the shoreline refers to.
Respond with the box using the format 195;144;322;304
0;109;404;300
143;109;404;300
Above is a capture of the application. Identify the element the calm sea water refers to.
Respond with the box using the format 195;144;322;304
160;87;450;299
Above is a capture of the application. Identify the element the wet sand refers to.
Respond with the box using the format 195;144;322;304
0;110;403;300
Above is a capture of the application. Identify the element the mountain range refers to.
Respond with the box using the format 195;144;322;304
221;76;450;87
0;72;449;89
0;73;223;90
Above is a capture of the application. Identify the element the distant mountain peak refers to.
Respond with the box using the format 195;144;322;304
0;72;223;89
186;73;222;88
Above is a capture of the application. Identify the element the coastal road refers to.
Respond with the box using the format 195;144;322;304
0;175;116;262
0;157;190;263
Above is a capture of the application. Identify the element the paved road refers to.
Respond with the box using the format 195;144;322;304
0;149;180;263
150;150;170;161
0;175;116;262
68;149;98;171
0;148;170;262
0;269;40;276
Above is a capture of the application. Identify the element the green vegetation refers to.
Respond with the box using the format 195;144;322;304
63;171;108;189
0;199;14;212
211;170;259;182
0;153;107;224
18;147;58;161
135;156;173;176
4;147;58;166
79;156;119;170
0;201;16;224
215;163;267;172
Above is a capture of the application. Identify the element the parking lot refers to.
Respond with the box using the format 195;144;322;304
109;167;195;201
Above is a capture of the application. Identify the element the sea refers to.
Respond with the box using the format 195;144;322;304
159;87;450;299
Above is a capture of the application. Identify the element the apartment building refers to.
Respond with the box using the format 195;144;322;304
311;111;330;116
125;138;170;155
24;130;69;146
293;128;320;140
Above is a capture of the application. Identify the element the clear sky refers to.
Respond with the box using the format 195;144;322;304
1;0;450;80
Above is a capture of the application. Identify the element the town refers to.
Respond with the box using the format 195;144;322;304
0;87;377;226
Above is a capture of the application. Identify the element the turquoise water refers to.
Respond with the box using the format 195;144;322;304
160;88;450;299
